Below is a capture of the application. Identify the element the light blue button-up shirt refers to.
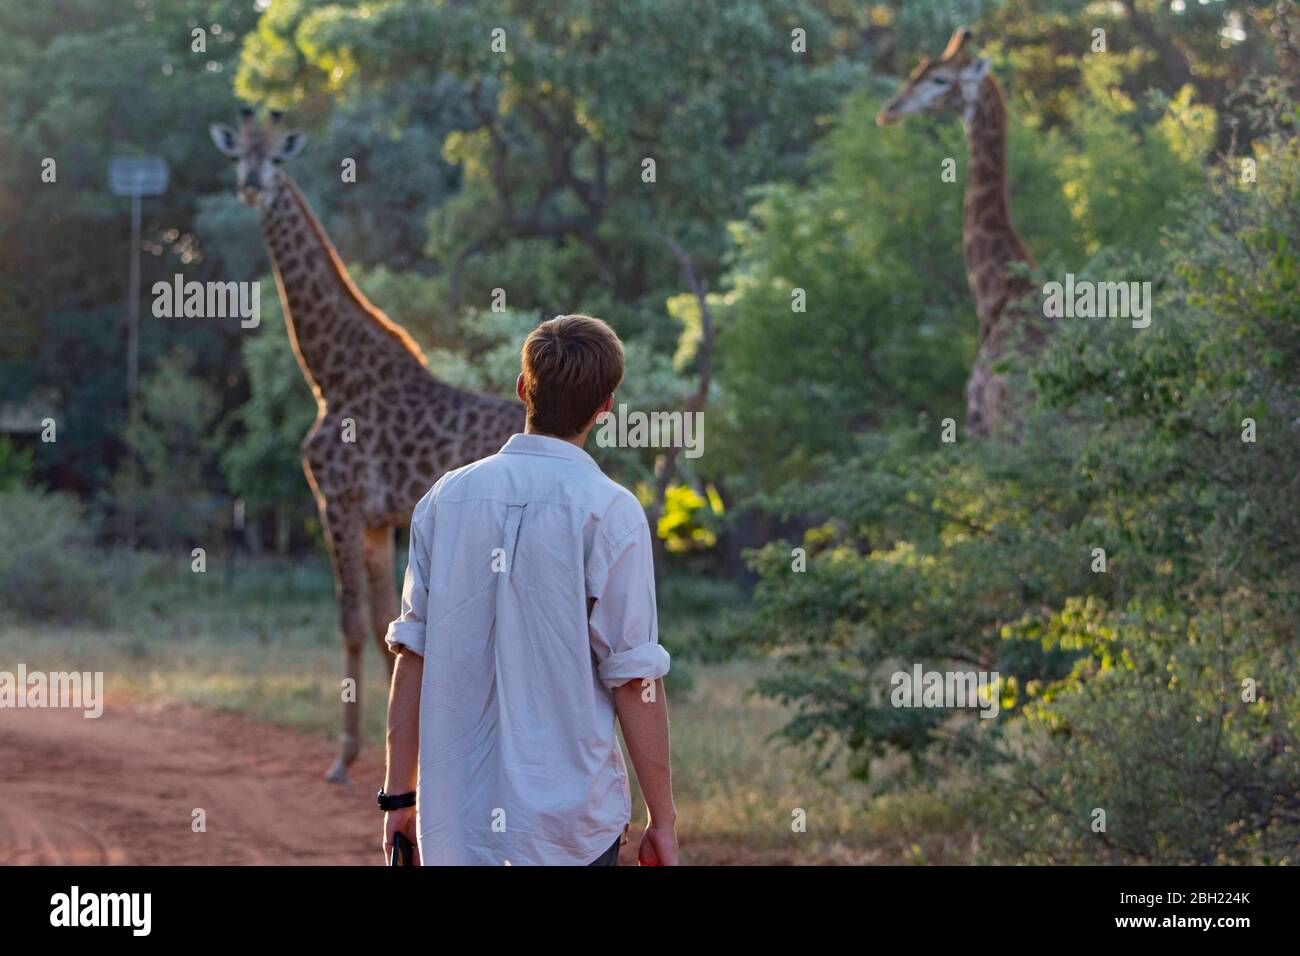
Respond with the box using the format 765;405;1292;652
386;432;670;865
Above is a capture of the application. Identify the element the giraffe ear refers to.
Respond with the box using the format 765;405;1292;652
209;124;240;157
273;131;307;162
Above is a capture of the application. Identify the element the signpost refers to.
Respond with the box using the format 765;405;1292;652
109;156;167;549
108;156;169;413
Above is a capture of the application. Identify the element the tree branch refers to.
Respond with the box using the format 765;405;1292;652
646;230;718;571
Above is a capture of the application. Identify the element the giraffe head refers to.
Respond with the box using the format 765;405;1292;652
209;108;306;211
876;27;991;127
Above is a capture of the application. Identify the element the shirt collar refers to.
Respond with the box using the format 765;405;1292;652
499;432;600;470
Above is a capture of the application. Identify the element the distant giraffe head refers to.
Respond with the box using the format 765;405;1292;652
876;27;990;127
209;107;307;212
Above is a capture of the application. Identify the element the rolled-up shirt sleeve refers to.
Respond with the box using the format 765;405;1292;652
588;496;670;689
385;494;434;657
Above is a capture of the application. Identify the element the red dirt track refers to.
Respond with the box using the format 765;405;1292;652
0;700;386;865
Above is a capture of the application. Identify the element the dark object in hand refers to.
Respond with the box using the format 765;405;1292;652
390;831;415;866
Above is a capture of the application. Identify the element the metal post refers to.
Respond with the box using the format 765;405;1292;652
127;191;141;417
109;156;166;549
108;155;167;419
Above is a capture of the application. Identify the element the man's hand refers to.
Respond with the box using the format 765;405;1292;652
383;807;420;865
637;821;679;866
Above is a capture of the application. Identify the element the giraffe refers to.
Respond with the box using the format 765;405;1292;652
210;109;524;783
876;27;1050;436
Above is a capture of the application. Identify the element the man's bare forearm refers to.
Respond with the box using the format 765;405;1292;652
384;648;423;793
613;678;675;826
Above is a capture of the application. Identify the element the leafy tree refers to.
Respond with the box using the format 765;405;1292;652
0;0;256;495
110;348;226;548
0;0;255;312
735;95;1300;862
970;0;1294;151
235;0;862;339
981;110;1300;862
219;280;318;551
712;59;1211;490
1051;57;1215;255
7;308;128;494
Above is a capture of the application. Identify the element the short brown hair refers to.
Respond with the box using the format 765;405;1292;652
520;314;624;438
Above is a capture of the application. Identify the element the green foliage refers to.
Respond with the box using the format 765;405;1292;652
715;103;969;488
713;65;1206;490
421;307;538;398
236;0;862;341
1053;60;1215;254
0;0;252;318
736;110;1300;862
980;0;1292;150
0;485;107;624
219;281;318;526
657;483;722;554
741;420;1093;776
110;349;226;548
980;596;1300;864
1;308;130;495
656;573;750;666
0;438;34;491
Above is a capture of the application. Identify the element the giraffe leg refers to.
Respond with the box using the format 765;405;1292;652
363;526;397;682
322;510;368;785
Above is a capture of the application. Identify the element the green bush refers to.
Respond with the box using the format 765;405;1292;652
658;572;749;665
733;98;1300;863
0;438;35;490
0;486;108;624
109;348;225;548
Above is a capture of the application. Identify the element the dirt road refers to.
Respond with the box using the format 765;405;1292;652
0;699;387;865
0;698;815;866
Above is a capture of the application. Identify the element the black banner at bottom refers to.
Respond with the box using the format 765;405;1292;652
0;864;1282;942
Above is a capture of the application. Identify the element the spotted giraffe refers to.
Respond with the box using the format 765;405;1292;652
877;27;1052;436
211;109;524;782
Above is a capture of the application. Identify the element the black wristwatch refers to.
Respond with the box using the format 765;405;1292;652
377;788;416;812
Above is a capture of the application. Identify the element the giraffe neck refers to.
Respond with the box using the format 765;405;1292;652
259;177;427;403
962;74;1034;341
